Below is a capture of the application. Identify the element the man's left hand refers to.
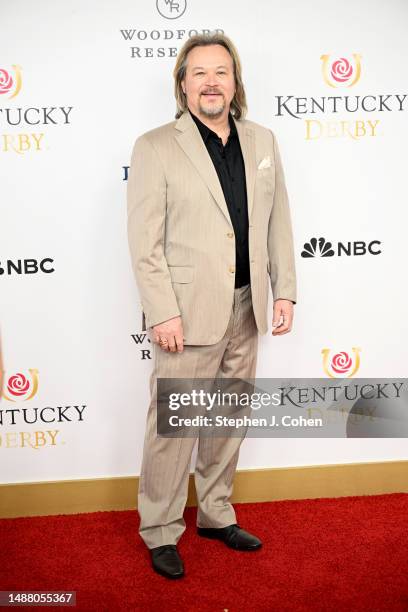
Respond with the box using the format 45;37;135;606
272;299;294;336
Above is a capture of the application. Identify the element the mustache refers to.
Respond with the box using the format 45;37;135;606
201;90;223;95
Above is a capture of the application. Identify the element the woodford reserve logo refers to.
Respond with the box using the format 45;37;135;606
120;0;222;59
0;64;73;155
0;369;86;450
275;53;407;140
120;26;224;59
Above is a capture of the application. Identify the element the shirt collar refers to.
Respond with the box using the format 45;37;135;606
188;108;237;143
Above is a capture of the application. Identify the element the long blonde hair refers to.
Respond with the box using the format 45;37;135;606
173;32;247;120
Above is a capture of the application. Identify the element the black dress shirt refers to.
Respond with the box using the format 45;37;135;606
189;109;250;288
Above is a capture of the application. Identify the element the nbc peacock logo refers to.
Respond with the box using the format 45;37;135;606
0;65;22;99
301;236;382;258
301;237;334;258
320;54;362;88
1;369;39;401
322;348;361;378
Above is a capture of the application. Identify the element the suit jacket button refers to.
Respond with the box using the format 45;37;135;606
227;232;234;238
229;265;235;273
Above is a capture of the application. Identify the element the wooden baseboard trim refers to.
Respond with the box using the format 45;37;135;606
1;460;407;519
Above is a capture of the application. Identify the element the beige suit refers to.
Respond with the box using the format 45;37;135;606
127;110;297;549
127;110;296;345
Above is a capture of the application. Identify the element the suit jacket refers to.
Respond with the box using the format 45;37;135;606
127;109;297;345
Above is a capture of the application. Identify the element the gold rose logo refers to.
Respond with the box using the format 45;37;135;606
2;369;39;401
320;54;361;88
0;65;22;98
321;348;361;378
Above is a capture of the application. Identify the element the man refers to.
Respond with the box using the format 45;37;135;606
127;32;297;579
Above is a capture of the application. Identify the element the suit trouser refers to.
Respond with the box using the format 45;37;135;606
138;283;259;549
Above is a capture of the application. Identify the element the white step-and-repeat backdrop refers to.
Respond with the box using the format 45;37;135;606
1;0;407;484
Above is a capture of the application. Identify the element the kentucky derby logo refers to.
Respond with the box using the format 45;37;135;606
1;369;39;401
321;54;361;88
322;349;361;378
0;65;22;98
301;237;334;258
156;0;187;19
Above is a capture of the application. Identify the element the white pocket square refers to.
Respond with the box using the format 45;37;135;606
257;156;271;169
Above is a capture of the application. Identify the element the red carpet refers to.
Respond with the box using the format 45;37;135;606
1;493;408;611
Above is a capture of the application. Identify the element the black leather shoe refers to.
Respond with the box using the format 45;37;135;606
197;524;262;550
150;544;184;579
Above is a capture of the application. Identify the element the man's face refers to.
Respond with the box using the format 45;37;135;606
181;44;236;119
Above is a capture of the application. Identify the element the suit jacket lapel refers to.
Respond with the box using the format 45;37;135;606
233;115;257;223
174;110;256;225
175;111;231;225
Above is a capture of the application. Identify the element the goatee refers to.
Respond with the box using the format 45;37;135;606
198;99;225;118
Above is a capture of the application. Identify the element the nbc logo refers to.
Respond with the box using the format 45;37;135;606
301;237;381;258
302;237;334;258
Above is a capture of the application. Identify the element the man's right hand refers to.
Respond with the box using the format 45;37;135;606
152;316;185;353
